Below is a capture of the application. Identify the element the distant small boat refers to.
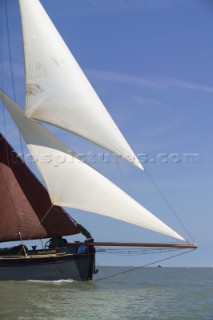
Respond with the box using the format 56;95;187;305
0;0;197;281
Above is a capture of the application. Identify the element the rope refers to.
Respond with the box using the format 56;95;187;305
5;0;16;102
144;168;195;243
27;204;54;241
98;247;175;256
1;8;27;253
0;18;3;90
116;158;125;179
5;0;24;158
18;231;28;256
95;248;196;282
0;16;7;137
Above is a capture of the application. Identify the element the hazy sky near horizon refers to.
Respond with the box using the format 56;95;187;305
0;0;212;267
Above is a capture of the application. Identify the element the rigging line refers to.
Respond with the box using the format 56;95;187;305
55;206;79;230
5;1;16;102
95;248;196;282
0;32;10;213
99;248;175;255
40;239;44;249
1;97;10;165
115;157;125;179
5;0;24;158
144;167;195;243
18;231;27;256
1;95;7;138
27;204;54;241
0;18;2;89
0;16;7;138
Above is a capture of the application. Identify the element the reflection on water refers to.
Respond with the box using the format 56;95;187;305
0;267;213;320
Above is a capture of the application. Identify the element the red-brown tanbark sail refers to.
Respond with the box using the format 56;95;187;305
0;134;80;243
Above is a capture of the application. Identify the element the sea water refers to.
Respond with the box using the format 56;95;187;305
0;267;212;320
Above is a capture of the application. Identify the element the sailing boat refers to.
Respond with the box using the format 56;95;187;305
0;0;196;281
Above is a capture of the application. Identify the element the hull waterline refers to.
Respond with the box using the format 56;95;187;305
0;246;95;281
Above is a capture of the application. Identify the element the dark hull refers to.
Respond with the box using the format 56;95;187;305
0;247;95;281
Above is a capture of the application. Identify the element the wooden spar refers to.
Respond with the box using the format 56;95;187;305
79;242;197;249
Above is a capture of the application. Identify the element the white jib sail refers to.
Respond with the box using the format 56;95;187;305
0;90;185;241
18;0;142;170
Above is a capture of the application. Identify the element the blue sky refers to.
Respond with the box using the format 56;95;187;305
0;0;213;267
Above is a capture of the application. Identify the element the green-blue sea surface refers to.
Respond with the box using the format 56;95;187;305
0;267;212;320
